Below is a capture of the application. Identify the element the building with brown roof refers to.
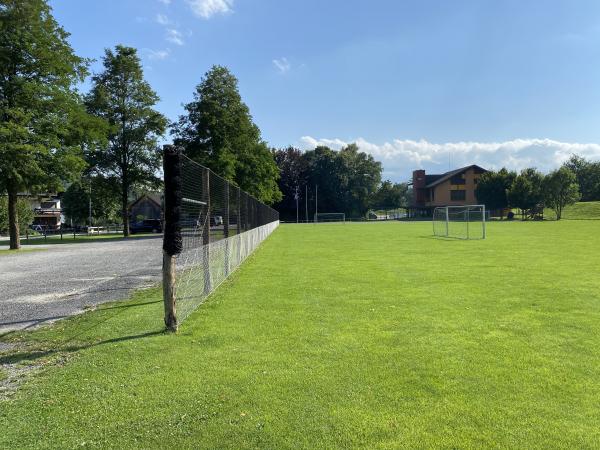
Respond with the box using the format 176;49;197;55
412;165;488;208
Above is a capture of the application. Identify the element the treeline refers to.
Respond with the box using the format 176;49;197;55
1;0;281;249
476;154;600;220
272;145;411;221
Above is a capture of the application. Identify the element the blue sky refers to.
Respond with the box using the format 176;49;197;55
51;0;600;181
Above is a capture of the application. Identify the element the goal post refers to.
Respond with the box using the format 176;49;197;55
433;205;486;239
314;212;346;223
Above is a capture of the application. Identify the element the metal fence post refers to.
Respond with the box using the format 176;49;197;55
224;183;230;276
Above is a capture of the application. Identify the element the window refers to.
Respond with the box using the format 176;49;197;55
450;190;466;201
474;178;479;184
450;175;466;185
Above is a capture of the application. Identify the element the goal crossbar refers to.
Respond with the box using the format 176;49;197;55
433;205;486;239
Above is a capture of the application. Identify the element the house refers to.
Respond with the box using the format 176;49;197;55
412;165;488;208
129;193;162;222
32;197;63;231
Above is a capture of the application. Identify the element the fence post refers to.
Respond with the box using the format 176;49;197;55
202;167;211;294
162;145;182;332
237;188;241;235
223;183;230;275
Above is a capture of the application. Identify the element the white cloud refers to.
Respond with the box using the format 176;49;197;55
187;0;233;19
158;0;171;5
144;48;171;61
273;57;291;74
166;28;184;46
155;13;170;25
299;136;600;182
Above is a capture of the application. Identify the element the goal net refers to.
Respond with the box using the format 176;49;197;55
314;213;345;223
433;205;486;239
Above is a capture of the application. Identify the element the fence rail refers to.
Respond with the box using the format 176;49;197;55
162;145;279;331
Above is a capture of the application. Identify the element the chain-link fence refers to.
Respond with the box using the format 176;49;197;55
162;146;279;330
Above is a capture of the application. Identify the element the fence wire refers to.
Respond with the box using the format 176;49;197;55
167;152;279;324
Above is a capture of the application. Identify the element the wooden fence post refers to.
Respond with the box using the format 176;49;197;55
162;145;183;332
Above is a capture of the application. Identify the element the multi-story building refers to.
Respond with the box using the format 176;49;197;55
412;165;488;208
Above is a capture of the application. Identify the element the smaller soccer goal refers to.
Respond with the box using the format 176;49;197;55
314;212;346;223
433;205;486;239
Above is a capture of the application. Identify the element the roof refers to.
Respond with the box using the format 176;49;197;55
128;193;162;209
425;165;487;188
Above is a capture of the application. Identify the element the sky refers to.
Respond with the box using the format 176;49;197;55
50;0;600;182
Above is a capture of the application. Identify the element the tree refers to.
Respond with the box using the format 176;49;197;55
475;169;516;218
563;155;600;201
371;181;410;209
543;167;580;220
0;0;94;249
0;196;33;234
85;45;167;236
507;168;543;219
273;147;308;220
172;65;281;204
62;176;121;226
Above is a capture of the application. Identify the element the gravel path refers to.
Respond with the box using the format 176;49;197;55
0;237;162;333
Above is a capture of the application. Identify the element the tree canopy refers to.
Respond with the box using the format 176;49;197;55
273;144;383;220
0;0;100;248
563;155;600;202
172;65;281;205
507;168;544;218
85;45;167;236
543;167;580;220
475;169;516;217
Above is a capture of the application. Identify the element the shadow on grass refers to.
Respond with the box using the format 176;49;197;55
0;330;165;365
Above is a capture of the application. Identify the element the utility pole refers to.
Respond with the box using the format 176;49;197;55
294;186;299;223
305;185;308;223
88;178;92;229
315;184;318;224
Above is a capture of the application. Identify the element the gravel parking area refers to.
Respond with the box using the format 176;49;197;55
0;237;162;333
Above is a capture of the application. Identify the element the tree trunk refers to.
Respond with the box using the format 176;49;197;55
122;177;130;237
7;188;20;250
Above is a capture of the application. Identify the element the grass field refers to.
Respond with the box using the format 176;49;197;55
546;200;600;220
1;221;600;448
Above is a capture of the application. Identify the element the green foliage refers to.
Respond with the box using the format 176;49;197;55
475;168;516;215
62;177;121;226
0;196;33;233
273;144;382;219
85;45;167;235
371;180;411;209
543;167;580;220
173;65;281;204
563;155;600;201
0;0;98;247
2;221;600;448
507;168;544;217
272;146;309;216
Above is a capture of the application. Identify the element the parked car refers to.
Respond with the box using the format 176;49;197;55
210;216;223;226
130;219;162;234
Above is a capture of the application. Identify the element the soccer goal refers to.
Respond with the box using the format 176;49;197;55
433;205;486;239
314;212;346;223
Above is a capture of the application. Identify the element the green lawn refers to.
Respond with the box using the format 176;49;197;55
18;232;157;246
1;221;600;448
0;248;46;256
545;200;600;220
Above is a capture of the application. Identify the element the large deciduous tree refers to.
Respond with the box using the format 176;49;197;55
0;0;94;249
543;167;580;220
85;45;167;236
475;169;516;218
371;180;411;209
172;65;281;204
563;155;600;202
507;168;544;219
